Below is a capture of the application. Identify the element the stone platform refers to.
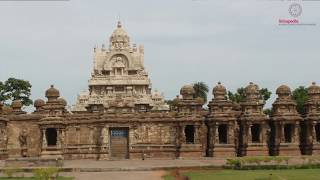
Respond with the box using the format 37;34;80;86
0;156;319;173
5;157;63;167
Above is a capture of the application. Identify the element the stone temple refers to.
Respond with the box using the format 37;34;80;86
72;21;169;113
0;22;320;162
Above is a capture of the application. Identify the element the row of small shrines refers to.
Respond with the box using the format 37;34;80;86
0;82;319;159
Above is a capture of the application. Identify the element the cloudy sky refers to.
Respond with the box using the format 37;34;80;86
0;0;319;110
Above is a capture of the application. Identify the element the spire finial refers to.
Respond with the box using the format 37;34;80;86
117;21;122;28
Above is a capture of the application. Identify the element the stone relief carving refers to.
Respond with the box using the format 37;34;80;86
102;127;108;145
0;127;7;147
19;129;28;157
19;129;28;148
59;130;65;148
133;126;141;143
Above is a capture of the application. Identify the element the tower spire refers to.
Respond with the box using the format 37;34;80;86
117;21;122;28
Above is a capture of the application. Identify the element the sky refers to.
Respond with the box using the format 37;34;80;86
0;0;319;111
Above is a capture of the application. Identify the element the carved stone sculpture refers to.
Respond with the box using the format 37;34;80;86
19;129;28;157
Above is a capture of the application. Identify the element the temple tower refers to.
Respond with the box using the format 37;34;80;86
304;82;320;155
239;82;269;156
207;82;237;157
175;85;206;158
72;21;167;113
270;85;302;156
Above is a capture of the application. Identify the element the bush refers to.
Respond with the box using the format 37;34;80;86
3;168;22;178
33;167;60;180
226;156;320;170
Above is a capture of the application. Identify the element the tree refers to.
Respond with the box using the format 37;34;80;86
263;108;272;116
0;78;33;106
0;81;7;103
292;86;309;115
260;88;272;102
227;87;245;103
228;87;272;103
193;82;209;103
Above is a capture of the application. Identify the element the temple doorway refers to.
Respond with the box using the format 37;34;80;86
218;124;228;144
110;128;129;159
185;125;195;144
46;128;57;146
251;124;260;143
316;123;320;142
284;124;293;143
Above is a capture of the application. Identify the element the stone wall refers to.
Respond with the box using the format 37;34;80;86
6;114;42;157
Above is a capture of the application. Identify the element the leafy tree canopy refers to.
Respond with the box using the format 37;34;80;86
193;82;209;103
0;78;33;106
227;87;272;103
292;86;309;115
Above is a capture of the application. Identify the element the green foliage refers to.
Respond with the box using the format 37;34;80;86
193;82;209;103
263;108;272;116
33;167;59;180
226;156;291;169
3;168;22;178
0;81;8;103
164;169;320;180
260;88;272;101
292;86;309;114
228;87;245;103
0;78;32;106
228;87;272;103
164;99;178;111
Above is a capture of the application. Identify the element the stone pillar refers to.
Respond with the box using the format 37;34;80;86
159;124;163;144
281;123;285;143
76;126;81;145
261;124;265;144
274;123;279;145
60;129;65;149
248;124;252;144
57;129;61;148
294;123;300;143
194;125;200;144
207;125;214;156
175;125;181;147
89;126;94;145
181;125;186;143
215;125;219;144
42;129;47;148
313;123;317;144
228;124;234;145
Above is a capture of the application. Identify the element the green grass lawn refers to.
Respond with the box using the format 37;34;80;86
0;177;73;180
163;169;320;180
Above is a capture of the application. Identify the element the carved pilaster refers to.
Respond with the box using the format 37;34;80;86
57;129;61;148
313;123;317;144
281;123;285;143
294;123;300;143
102;126;108;145
208;125;214;147
181;125;186;143
89;126;94;145
42;129;47;148
215;125;219;144
76;126;81;144
228;124;234;145
61;129;65;149
248;124;252;144
194;125;200;144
